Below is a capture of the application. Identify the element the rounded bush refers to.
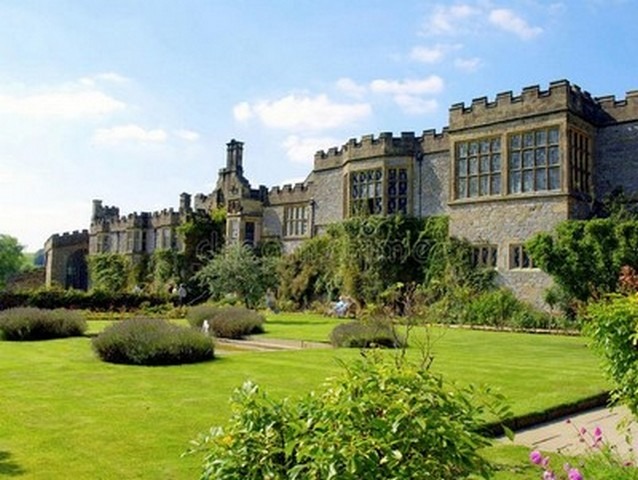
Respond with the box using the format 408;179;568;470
329;320;406;348
92;318;214;366
0;307;87;341
186;305;265;339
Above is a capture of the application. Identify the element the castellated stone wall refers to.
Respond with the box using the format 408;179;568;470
449;196;569;308
595;120;638;198
414;129;450;217
44;230;89;289
310;168;344;233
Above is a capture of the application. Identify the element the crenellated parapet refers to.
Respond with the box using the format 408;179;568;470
419;128;449;153
449;80;619;130
91;207;183;235
268;182;313;206
314;132;418;171
595;90;638;124
45;230;89;249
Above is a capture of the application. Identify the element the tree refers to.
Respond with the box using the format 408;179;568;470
0;234;25;288
527;218;638;303
196;243;277;308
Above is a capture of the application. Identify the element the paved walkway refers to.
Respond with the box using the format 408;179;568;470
503;405;638;456
215;336;332;353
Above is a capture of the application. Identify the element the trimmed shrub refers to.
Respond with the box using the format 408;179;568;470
92;318;214;366
0;288;169;312
0;307;87;341
465;288;557;330
329;319;406;348
186;305;265;339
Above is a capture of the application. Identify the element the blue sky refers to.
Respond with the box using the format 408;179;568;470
0;0;635;251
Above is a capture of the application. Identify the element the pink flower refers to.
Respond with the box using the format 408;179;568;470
543;471;556;480
593;426;603;441
530;450;543;465
568;468;584;480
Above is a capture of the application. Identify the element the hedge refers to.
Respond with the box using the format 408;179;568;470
0;289;169;312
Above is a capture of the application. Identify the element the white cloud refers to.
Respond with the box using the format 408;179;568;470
423;4;479;36
409;44;461;64
282;135;340;165
421;4;543;41
233;101;253;122
174;129;200;141
335;77;367;98
488;9;543;40
79;72;130;86
370;75;444;96
233;94;371;132
93;124;168;145
0;89;125;119
455;57;482;72
393;95;438;115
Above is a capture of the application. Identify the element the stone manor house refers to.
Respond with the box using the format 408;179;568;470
44;79;638;306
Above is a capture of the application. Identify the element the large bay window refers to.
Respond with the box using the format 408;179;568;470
350;167;409;216
508;127;560;194
455;137;502;199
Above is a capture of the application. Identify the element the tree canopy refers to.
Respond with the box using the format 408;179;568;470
0;234;26;288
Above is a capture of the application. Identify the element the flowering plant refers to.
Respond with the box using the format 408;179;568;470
529;420;638;480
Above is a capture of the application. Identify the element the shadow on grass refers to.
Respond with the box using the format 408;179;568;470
0;451;25;477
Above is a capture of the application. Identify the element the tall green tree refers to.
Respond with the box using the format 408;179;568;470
527;218;638;303
0;234;25;288
196;243;277;308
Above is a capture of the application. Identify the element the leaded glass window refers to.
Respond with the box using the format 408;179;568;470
472;244;498;268
455;137;501;199
387;168;409;214
510;244;535;269
283;205;308;237
508;127;560;194
569;129;592;194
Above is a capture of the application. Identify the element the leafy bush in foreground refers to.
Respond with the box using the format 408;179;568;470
186;305;265;339
0;307;86;341
584;294;638;416
192;352;507;479
329;319;406;348
92;318;214;366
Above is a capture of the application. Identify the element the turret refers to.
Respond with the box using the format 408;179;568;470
226;139;244;174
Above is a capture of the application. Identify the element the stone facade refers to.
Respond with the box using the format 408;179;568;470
44;230;89;289
44;80;638;307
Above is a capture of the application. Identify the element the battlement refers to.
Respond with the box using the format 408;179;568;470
595;90;638;124
91;205;183;233
449;80;617;130
314;132;418;171
419;128;449;153
45;230;89;249
268;182;313;206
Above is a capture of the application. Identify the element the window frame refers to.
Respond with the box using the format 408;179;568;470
507;127;561;195
509;244;536;270
471;244;498;269
454;136;502;200
283;204;309;238
568;128;592;195
348;166;410;216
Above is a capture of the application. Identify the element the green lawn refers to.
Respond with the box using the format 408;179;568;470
0;313;609;479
